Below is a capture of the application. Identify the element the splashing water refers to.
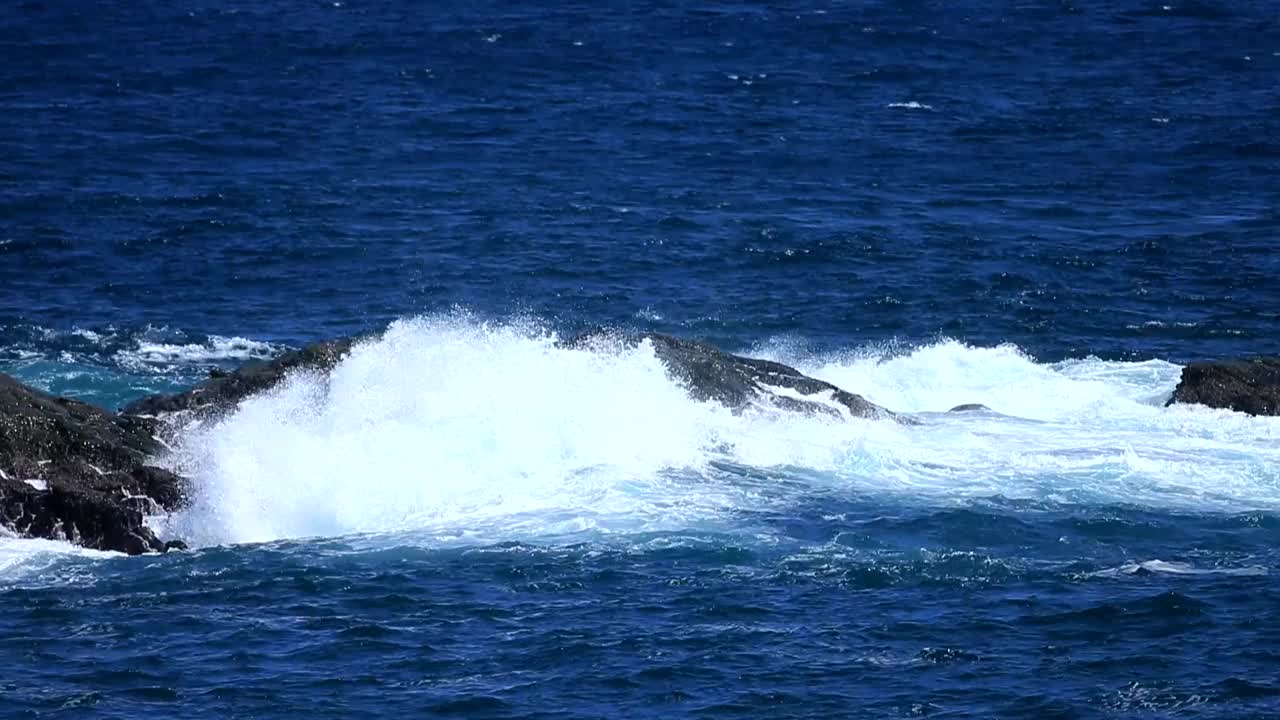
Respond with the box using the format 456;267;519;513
153;314;1280;549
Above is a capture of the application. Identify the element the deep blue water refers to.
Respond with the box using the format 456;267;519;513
3;1;1280;717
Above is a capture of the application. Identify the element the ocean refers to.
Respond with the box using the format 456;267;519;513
2;0;1279;717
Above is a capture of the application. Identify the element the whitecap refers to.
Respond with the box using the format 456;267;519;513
0;537;119;587
152;315;1280;548
1088;560;1268;578
115;335;282;371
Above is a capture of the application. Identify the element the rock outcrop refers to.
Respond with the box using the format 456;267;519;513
122;336;358;418
1;335;366;554
0;330;915;553
0;374;185;554
0;336;363;554
22;331;1277;555
1167;358;1280;416
564;331;899;420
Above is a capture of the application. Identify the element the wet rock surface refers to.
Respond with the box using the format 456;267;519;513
1168;358;1280;416
0;374;183;554
1;335;365;553
122;337;358;418
0;331;954;552
564;331;898;420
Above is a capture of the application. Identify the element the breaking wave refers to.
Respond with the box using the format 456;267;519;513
154;314;1280;548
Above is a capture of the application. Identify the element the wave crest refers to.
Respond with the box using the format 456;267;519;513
154;314;1280;547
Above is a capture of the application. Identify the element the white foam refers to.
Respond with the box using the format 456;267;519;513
888;101;933;110
780;341;1278;509
1089;560;1268;578
757;383;846;415
163;315;751;546
0;537;118;586
158;316;1280;547
116;335;282;370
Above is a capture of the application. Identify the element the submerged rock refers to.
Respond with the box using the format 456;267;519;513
1167;358;1280;416
563;331;898;420
948;403;991;413
0;374;184;554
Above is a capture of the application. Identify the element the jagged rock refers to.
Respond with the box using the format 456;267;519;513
2;330;907;554
127;331;897;422
1167;358;1280;416
3;334;364;553
563;331;898;420
0;374;184;554
122;336;358;417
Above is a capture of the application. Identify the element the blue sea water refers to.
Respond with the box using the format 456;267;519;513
2;0;1280;717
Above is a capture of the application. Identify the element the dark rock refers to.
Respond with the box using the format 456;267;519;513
122;336;359;417
1167;358;1280;416
948;403;991;413
1;478;156;555
563;331;898;420
0;374;185;554
3;329;906;555
0;335;363;553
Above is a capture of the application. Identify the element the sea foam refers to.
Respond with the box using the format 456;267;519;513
115;335;282;371
0;537;118;586
155;314;1280;548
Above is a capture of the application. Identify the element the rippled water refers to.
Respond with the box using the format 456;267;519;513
5;513;1280;718
3;0;1280;717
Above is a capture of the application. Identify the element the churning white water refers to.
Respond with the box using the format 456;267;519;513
152;314;1280;548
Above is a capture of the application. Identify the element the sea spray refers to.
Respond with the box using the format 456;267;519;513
162;315;747;545
152;314;1280;549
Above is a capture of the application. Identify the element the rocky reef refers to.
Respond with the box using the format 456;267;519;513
0;375;185;554
0;339;357;555
1167;358;1280;416
5;331;1275;554
0;331;903;553
563;331;899;420
121;336;358;418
